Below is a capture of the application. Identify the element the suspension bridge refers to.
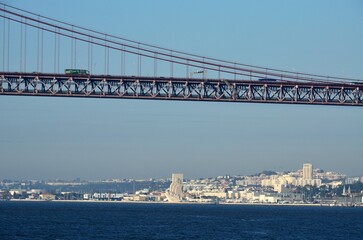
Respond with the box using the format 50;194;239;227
1;4;362;106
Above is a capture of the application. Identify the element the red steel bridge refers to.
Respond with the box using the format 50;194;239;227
1;4;363;106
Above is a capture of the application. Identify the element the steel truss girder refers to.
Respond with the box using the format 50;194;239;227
1;73;362;106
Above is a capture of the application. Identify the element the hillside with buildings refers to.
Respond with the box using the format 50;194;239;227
1;164;362;206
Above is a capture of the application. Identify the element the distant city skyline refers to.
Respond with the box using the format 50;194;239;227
1;0;363;180
2;163;361;206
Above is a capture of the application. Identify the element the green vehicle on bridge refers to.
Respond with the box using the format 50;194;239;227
64;69;90;75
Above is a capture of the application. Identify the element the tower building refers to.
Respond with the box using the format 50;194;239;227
296;163;321;187
303;163;313;180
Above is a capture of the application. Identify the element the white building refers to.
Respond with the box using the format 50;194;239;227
261;175;298;193
202;190;227;199
296;163;321;187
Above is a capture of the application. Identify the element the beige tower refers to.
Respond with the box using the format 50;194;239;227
303;163;313;180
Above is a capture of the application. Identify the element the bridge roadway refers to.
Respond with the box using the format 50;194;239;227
1;72;362;106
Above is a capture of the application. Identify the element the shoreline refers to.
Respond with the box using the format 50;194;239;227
7;199;362;207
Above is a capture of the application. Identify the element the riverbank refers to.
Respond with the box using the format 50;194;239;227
8;199;362;207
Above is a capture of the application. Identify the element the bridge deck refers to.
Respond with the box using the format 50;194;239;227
1;72;362;106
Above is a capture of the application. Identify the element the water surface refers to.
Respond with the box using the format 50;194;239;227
0;201;361;239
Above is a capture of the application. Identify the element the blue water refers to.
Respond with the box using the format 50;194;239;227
0;202;362;239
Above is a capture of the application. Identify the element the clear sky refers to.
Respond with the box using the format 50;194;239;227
1;0;363;180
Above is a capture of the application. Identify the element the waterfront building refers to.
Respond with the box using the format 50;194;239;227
259;194;280;203
202;190;227;199
39;193;56;201
83;194;91;200
92;193;124;201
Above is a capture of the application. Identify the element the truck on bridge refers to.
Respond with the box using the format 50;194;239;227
64;69;90;75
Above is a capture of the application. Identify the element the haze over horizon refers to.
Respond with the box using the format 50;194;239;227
1;0;363;180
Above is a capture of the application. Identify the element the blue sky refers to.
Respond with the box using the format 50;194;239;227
1;0;363;180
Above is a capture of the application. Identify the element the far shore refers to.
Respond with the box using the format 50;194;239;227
7;199;362;207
